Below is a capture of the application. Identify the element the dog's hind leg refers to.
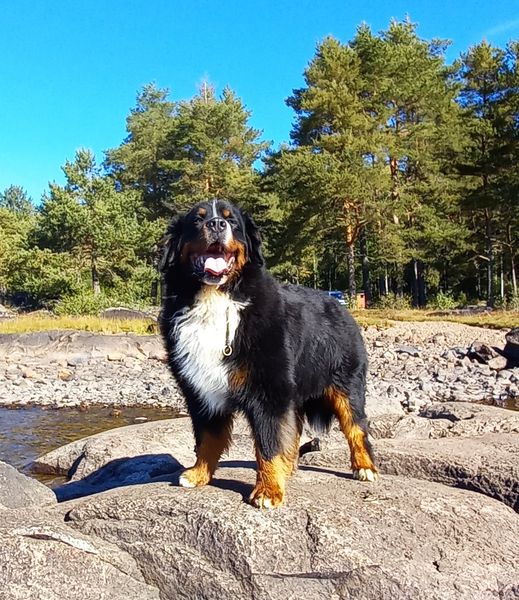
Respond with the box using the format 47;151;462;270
323;386;378;482
179;413;234;488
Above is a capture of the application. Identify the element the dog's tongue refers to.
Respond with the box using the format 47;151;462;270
204;256;227;276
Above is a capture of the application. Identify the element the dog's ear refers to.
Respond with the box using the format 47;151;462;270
159;215;184;273
242;212;264;267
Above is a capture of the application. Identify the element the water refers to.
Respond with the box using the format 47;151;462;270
0;405;178;476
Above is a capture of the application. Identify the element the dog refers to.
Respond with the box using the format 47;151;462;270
159;199;378;508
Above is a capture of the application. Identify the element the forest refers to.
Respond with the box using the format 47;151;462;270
1;20;518;313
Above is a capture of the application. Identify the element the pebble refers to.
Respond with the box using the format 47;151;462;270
0;322;517;413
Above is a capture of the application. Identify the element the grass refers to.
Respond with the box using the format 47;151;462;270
352;308;518;330
0;308;516;335
0;315;158;335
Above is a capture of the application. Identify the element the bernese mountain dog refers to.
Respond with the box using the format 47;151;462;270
160;199;378;508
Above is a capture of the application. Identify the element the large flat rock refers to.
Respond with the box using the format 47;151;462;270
65;468;519;600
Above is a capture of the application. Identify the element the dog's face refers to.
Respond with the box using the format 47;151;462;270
160;200;263;286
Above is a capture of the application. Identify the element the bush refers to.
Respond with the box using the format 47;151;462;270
508;293;519;311
374;293;412;310
54;291;116;316
456;291;468;308
427;291;457;311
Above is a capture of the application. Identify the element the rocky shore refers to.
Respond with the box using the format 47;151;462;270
0;322;517;413
1;401;519;599
0;321;518;599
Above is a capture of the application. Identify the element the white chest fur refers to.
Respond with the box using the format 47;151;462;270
172;287;247;415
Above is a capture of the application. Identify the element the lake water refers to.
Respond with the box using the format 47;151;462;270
0;397;517;485
0;405;178;477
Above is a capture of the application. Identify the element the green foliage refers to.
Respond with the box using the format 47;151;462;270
1;24;518;314
106;82;267;216
508;294;519;310
427;291;458;310
374;294;413;310
54;287;151;316
0;186;34;215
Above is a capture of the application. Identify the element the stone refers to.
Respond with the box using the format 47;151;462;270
504;327;519;364
0;511;160;600
419;401;519;435
107;352;125;362
100;307;157;322
58;368;73;381
65;470;519;600
395;345;420;357
0;460;56;509
488;354;508;370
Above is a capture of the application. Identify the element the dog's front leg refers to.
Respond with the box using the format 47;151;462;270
179;413;234;488
247;409;302;509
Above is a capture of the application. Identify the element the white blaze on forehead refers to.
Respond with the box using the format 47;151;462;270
211;199;218;218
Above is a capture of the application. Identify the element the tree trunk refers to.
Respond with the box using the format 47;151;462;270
512;253;518;297
359;226;371;307
412;258;419;307
418;262;427;307
485;209;494;307
500;253;505;300
151;280;159;306
92;259;101;296
506;223;517;296
347;242;356;304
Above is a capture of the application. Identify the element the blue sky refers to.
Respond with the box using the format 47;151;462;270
1;0;519;202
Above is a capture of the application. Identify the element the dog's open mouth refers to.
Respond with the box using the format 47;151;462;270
191;243;236;277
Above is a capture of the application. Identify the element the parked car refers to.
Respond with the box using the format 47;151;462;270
325;290;347;305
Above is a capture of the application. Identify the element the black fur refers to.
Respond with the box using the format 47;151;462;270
160;200;373;471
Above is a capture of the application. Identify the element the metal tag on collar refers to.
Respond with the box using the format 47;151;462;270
223;345;233;357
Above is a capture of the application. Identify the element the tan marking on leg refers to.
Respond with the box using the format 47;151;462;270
324;386;378;480
249;429;300;508
179;420;233;488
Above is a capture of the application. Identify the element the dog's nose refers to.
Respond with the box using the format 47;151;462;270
206;218;227;233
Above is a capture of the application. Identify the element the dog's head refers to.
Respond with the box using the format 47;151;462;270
160;200;263;286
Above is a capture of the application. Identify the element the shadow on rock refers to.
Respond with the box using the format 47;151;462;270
54;453;183;502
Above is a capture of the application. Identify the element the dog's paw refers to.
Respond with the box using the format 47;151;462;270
353;468;379;482
178;466;211;488
249;484;285;509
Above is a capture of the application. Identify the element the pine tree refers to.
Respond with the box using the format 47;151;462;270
452;41;519;305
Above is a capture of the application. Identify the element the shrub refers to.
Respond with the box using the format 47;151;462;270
508;293;519;311
427;291;457;311
374;293;412;310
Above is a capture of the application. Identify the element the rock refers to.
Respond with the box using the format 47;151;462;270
395;345;420;357
488;354;508;370
419;402;519;435
504;327;519;364
20;366;38;379
467;342;498;364
32;417;198;480
0;511;160;600
107;352;125;362
58;368;73;381
302;434;519;512
0;461;56;509
65;470;519;600
24;402;519;599
100;307;157;322
67;353;90;367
